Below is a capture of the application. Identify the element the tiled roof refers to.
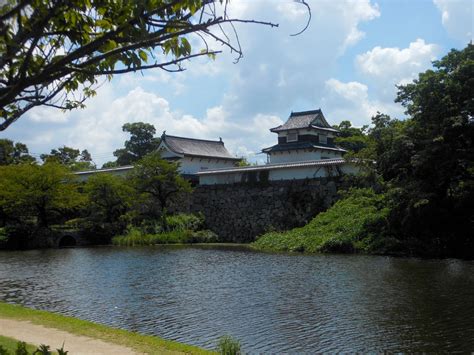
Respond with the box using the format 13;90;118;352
197;158;349;175
261;142;347;153
162;134;240;160
270;109;339;133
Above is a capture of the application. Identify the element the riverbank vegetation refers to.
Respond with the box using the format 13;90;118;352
253;44;474;258
112;213;218;246
0;303;210;354
0;149;200;249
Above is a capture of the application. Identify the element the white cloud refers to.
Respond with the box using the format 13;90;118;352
321;78;404;126
206;0;381;117
356;39;439;82
433;0;473;42
355;39;440;101
23;86;283;165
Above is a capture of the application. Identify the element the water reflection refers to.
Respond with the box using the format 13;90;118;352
0;247;473;352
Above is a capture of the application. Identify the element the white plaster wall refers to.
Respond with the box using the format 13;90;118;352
199;162;360;185
179;156;237;175
269;149;344;163
269;150;321;163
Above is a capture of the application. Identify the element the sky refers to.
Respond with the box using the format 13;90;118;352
1;0;473;166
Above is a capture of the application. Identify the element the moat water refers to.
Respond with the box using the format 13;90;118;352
0;245;473;352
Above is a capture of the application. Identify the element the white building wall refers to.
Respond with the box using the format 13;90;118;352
199;163;361;185
269;149;344;164
178;156;237;175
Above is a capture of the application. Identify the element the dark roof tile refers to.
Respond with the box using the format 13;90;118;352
162;134;239;160
270;109;339;132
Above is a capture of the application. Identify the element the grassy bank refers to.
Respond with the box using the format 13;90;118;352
252;188;395;254
0;302;211;354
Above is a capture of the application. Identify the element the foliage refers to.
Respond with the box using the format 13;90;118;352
40;146;95;171
0;139;35;165
130;152;192;221
0;163;85;228
252;188;391;254
333;121;370;154
112;213;217;246
83;173;136;236
112;228;218;246
0;338;67;355
113;122;161;166
216;335;241;355
0;302;210;354
370;44;474;256
0;1;277;130
166;213;204;232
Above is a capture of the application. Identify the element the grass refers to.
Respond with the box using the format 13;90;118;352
0;302;212;354
112;228;218;246
216;335;241;355
0;335;38;354
252;188;392;254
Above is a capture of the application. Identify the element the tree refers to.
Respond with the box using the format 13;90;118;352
113;122;160;165
0;139;35;165
41;146;95;171
0;1;279;130
130;152;191;226
333;121;370;154
390;44;474;252
0;163;85;228
84;173;135;234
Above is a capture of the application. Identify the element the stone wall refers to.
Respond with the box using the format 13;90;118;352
190;177;345;242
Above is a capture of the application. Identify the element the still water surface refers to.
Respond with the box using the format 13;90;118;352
0;246;473;352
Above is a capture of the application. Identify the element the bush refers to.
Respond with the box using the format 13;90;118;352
111;213;217;246
166;213;204;232
217;335;241;355
252;188;392;254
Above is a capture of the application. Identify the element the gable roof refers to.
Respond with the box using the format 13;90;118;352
160;133;240;160
270;109;339;133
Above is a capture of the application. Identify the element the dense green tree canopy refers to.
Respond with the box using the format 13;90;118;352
0;163;85;227
0;139;35;165
113;122;161;166
130;151;191;216
0;0;278;130
84;173;135;233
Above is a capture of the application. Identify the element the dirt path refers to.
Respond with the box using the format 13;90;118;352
0;318;138;354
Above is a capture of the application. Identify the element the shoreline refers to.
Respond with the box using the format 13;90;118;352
0;302;211;354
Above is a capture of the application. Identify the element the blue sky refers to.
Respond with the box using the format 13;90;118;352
1;0;472;165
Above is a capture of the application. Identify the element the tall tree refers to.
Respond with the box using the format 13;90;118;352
113;122;160;166
41;146;95;171
0;1;280;130
0;139;35;165
84;173;135;234
130;152;191;226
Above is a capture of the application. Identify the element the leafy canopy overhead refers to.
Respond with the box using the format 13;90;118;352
0;0;281;130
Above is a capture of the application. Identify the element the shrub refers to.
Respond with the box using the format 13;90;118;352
252;188;392;254
217;335;241;355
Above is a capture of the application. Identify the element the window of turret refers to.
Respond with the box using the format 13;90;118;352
319;134;327;144
287;132;298;142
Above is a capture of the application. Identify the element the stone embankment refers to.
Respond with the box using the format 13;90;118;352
190;178;344;242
